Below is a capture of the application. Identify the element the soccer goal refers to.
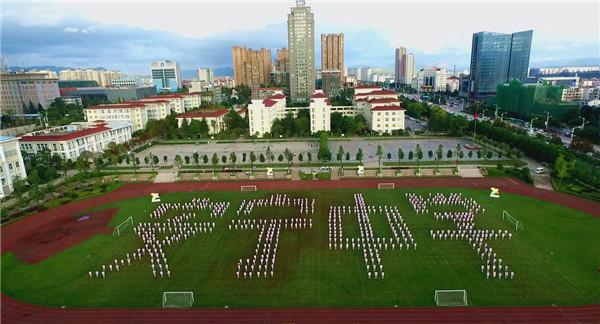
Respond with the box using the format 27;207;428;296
502;210;523;231
112;217;133;237
240;185;257;192
162;291;194;308
378;182;395;190
434;290;468;307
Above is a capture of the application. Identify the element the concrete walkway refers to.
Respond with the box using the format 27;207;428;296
153;169;177;183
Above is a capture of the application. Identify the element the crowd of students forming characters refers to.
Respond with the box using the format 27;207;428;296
237;194;315;216
232;194;313;279
328;193;416;280
88;198;229;279
406;192;515;280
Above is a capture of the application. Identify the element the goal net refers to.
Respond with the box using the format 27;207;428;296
435;290;468;307
240;185;257;192
378;183;395;190
162;291;194;308
502;210;523;231
113;217;133;237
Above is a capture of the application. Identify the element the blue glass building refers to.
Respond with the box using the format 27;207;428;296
469;30;533;98
150;60;181;93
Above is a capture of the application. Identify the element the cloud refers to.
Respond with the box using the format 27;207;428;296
1;1;598;75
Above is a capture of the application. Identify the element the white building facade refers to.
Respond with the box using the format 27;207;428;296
413;67;448;92
175;109;229;134
197;68;214;82
248;94;286;137
19;121;133;161
309;92;331;133
1;72;61;114
59;69;122;87
0;136;27;198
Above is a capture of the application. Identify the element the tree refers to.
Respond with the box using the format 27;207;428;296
298;153;304;162
436;144;443;160
242;152;247;162
163;155;168;163
428;150;433;160
468;150;473;159
345;152;350;161
152;155;159;169
447;150;453;159
317;133;332;161
212;153;219;165
356;148;364;164
277;154;284;162
174;155;183;169
477;150;482;159
284;148;293;165
555;154;571;181
193;152;199;164
408;150;414;160
259;153;265;163
455;144;462;165
221;155;227;164
307;152;312;162
250;151;257;167
398;148;404;163
376;145;383;169
415;144;423;169
336;146;345;164
229;152;237;166
184;156;190;164
266;146;273;164
202;154;209;164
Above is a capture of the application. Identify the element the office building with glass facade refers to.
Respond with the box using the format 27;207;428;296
469;30;533;98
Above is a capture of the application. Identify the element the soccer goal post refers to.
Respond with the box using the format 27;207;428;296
434;290;468;307
378;182;395;190
112;217;133;237
240;185;257;192
502;210;523;231
162;291;194;308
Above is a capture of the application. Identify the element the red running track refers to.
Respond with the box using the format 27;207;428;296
2;177;600;323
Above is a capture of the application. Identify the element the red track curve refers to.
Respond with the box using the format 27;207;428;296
2;177;600;323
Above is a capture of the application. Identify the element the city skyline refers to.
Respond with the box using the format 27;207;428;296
1;1;599;76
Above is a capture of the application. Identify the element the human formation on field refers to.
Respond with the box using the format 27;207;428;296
407;192;515;280
88;191;515;281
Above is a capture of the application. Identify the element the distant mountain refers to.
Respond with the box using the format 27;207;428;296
6;65;109;73
530;57;600;68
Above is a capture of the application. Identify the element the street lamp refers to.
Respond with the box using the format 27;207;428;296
544;112;551;132
570;117;590;143
529;117;539;133
500;112;508;122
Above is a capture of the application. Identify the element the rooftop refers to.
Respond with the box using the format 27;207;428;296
177;109;229;118
371;105;405;111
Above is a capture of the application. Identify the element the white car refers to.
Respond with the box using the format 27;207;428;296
534;167;545;174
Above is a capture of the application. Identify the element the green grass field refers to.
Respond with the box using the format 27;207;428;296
2;187;599;308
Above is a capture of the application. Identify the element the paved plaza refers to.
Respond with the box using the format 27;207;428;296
136;138;501;167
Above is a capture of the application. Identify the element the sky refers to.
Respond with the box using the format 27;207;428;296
1;0;599;76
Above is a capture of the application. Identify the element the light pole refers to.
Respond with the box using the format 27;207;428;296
500;112;508;123
494;105;499;119
544;112;551;132
570;117;589;143
529;117;539;134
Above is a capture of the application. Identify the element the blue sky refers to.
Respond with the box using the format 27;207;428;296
2;0;599;76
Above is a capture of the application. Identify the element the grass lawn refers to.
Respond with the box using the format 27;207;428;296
2;188;599;308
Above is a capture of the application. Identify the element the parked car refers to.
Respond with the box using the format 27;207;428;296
534;167;545;174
